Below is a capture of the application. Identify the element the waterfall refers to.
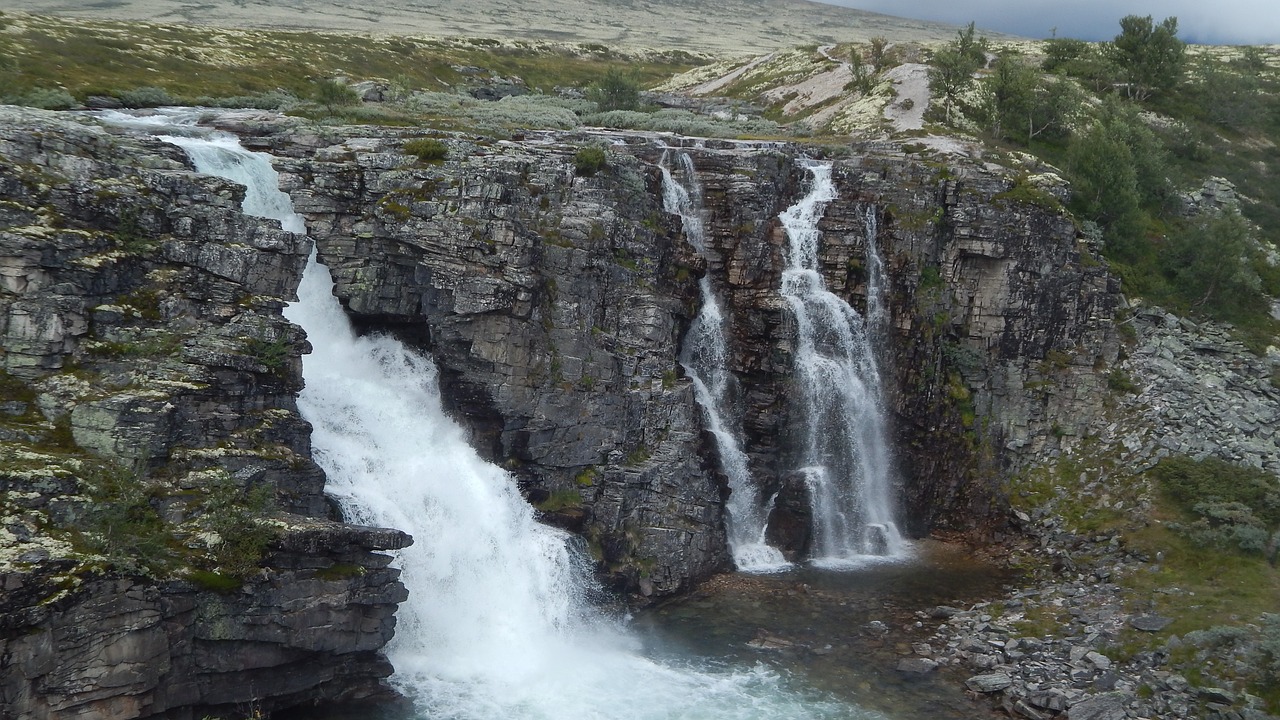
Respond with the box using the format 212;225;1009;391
660;151;788;573
147;117;871;720
778;161;906;565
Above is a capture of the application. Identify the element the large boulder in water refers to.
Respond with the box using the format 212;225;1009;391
765;471;812;559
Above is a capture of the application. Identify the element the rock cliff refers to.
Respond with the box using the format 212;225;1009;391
0;106;1127;717
0;107;409;719
245;123;1120;583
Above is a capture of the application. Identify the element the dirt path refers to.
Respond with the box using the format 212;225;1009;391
882;62;930;131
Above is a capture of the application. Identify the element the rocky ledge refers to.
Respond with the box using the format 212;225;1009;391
1;521;410;720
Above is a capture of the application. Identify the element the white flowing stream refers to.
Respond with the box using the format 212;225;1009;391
778;162;907;566
126;113;886;720
660;151;788;573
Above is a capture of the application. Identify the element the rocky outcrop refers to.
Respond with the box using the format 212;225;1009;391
1;523;408;720
1119;305;1280;476
0;106;409;719
260;128;730;597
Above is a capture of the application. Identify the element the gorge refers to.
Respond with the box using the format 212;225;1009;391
0;102;1215;720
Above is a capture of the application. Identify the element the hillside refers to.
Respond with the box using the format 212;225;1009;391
0;0;1003;54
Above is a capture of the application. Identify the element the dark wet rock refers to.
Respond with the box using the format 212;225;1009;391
764;471;813;559
1067;693;1129;720
896;657;939;674
965;672;1014;693
1130;614;1174;632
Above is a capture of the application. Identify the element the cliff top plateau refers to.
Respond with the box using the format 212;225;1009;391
0;0;1005;54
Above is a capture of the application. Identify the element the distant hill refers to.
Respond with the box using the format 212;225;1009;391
0;0;1014;54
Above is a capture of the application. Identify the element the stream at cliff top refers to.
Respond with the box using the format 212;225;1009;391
114;110;1009;720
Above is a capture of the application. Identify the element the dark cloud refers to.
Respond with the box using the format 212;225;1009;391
816;0;1279;44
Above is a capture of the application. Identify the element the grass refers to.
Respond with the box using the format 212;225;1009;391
536;489;583;513
1123;523;1279;640
1011;448;1280;709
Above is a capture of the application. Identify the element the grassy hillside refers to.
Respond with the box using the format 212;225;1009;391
0;11;701;104
0;0;983;55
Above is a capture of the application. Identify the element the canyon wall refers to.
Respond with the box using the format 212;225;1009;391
251;123;1121;580
0;106;1122;717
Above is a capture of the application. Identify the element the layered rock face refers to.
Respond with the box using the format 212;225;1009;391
0;105;1124;717
258;128;732;597
251;125;1119;580
0;107;409;719
1;524;408;720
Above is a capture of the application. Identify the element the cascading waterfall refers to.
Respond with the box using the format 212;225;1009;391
660;151;789;573
147;116;876;720
778;161;906;565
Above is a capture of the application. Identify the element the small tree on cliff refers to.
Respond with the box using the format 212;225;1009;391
928;22;987;124
1108;15;1186;102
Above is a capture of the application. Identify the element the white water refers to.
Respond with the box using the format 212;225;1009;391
778;162;907;565
660;151;789;573
151;121;876;720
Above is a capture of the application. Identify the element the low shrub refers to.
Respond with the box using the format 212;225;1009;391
574;146;607;176
402;138;449;162
313;78;360;111
1151;455;1280;556
115;86;174;108
13;87;78;110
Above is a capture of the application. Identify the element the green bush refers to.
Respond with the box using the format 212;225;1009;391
1106;368;1138;393
198;478;278;578
78;465;174;574
588;67;641;112
192;90;298;110
1153;455;1280;526
313;78;360;112
1160;210;1270;325
14;86;78;110
242;337;291;376
402;137;449;162
574;146;607;176
1151;455;1280;556
115;86;174;108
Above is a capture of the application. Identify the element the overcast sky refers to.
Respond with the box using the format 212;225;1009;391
815;0;1280;44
